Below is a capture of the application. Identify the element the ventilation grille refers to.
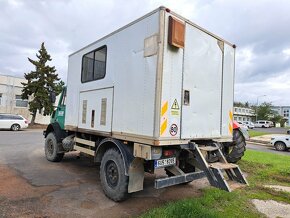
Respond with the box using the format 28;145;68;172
100;98;107;126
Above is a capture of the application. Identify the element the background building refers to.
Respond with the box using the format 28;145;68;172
233;106;256;122
271;106;290;126
0;74;50;124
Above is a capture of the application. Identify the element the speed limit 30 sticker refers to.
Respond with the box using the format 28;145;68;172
169;124;178;136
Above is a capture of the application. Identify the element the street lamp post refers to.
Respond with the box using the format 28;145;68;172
256;95;266;121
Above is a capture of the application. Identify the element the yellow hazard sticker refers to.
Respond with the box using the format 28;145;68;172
171;99;179;110
171;110;179;116
170;99;180;116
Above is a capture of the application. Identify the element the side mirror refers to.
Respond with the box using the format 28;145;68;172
49;91;56;104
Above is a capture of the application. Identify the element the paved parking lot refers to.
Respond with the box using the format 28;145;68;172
0;129;207;218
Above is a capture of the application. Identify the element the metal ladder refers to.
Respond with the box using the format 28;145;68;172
190;143;248;192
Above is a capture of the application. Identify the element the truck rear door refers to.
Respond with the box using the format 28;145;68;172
181;23;223;139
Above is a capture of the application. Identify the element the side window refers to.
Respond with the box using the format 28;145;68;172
14;115;23;120
82;46;107;83
5;115;12;120
61;88;67;106
82;52;94;82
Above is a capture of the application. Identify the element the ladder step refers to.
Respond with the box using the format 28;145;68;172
209;162;238;170
188;142;248;192
199;146;219;151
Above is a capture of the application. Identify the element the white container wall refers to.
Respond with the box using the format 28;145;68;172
65;7;235;145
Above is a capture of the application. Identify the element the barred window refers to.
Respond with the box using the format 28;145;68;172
15;95;28;107
81;46;107;83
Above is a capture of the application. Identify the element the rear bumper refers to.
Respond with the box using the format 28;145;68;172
22;123;29;129
155;171;205;189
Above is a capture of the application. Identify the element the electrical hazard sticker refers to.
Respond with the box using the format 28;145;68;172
171;99;179;109
171;99;180;116
169;124;178;136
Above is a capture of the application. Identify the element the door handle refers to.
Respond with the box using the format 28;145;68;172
184;90;190;105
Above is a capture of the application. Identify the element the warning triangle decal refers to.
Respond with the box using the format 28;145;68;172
171;99;179;110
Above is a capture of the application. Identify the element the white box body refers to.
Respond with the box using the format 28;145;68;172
65;7;235;145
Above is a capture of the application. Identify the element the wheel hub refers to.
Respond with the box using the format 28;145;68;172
105;160;119;188
47;139;54;155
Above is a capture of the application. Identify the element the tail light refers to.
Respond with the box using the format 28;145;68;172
25;119;28;124
163;149;175;157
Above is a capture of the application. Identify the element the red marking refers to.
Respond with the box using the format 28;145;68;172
233;121;239;129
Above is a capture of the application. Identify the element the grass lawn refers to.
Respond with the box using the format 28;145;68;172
140;150;290;218
248;129;270;137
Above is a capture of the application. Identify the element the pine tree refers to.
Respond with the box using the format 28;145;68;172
21;42;64;124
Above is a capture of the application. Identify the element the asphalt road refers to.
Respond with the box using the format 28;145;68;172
246;142;290;156
252;127;289;134
0;129;207;218
1;129;288;217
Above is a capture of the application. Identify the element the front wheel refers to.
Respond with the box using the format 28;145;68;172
45;132;64;162
100;148;129;202
222;129;246;163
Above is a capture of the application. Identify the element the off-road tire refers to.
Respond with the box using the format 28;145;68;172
45;132;64;162
274;142;287;151
11;124;20;131
100;148;129;202
223;129;246;163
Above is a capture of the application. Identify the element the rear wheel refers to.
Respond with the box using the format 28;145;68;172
45;132;64;162
274;142;286;151
223;129;246;163
11;124;20;131
100;148;129;202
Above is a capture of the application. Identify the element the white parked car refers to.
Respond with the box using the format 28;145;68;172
0;114;29;131
270;135;290;151
243;121;254;129
254;120;270;128
237;121;248;130
266;121;274;128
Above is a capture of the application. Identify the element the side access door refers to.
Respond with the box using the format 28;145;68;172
181;23;224;139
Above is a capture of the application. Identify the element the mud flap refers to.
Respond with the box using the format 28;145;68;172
128;157;144;193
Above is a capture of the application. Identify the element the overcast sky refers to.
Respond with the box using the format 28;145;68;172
1;0;290;105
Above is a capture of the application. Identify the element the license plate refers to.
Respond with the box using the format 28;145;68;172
154;157;176;168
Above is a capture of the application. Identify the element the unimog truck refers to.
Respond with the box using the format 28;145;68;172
44;7;248;201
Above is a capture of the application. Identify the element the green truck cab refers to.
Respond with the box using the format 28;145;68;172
43;87;69;162
50;86;66;129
